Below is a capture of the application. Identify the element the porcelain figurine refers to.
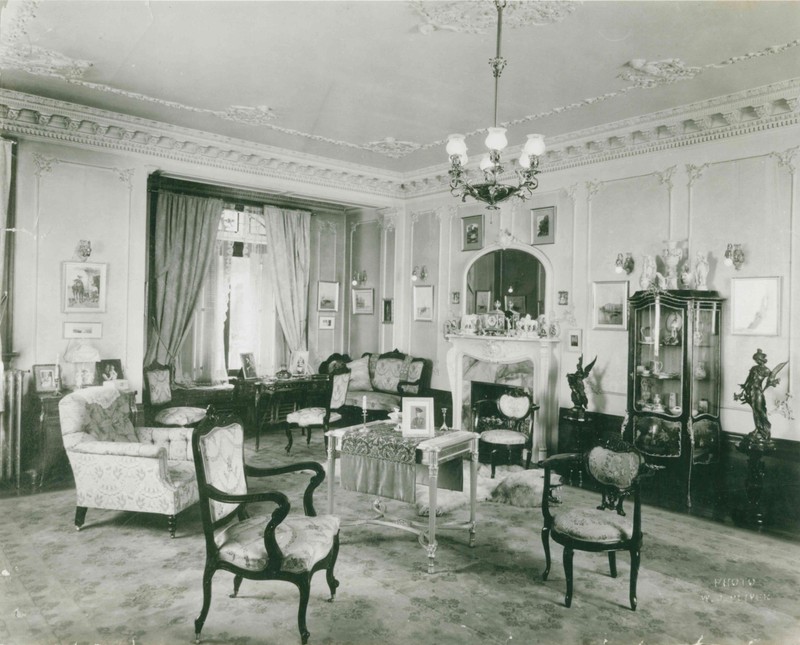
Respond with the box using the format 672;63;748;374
694;251;709;290
662;241;682;290
639;255;656;290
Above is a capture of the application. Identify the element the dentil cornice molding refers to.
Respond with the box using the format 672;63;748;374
0;89;406;200
402;79;800;198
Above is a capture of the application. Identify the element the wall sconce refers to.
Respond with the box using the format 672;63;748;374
75;240;92;260
411;265;428;282
615;253;635;274
351;270;367;286
724;243;745;270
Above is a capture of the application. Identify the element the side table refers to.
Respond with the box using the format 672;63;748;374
24;390;68;488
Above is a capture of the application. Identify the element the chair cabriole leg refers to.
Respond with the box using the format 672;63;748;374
326;534;340;601
285;424;294;454
629;547;640;610
563;547;574;608
297;577;311;644
231;575;243;598
194;565;215;643
541;526;551;580
74;506;87;531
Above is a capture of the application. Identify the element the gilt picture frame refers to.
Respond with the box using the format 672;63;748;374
531;206;556;245
352;288;374;315
413;285;434;321
462;214;484;251
317;281;339;312
592;280;628;330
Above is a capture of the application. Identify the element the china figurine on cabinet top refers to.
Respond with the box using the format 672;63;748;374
694;252;710;290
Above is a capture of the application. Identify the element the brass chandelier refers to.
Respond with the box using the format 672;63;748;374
446;0;546;210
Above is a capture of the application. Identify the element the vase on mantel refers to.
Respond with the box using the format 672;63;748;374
662;241;683;290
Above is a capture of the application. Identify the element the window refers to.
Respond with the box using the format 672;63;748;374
175;205;279;384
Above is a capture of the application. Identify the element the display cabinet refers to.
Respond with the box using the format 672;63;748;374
624;289;724;507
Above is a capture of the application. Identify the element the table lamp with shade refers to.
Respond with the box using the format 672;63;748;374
63;342;101;389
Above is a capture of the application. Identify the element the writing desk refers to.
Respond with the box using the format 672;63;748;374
326;421;479;573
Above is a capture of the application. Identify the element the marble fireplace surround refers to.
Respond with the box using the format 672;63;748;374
446;335;560;460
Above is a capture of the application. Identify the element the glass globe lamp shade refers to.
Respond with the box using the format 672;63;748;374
518;153;531;169
479;155;493;171
446;134;468;158
484;127;508;151
523;134;546;157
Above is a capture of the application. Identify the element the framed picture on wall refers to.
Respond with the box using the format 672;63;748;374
462;214;483;251
63;321;102;339
317;281;339;312
592;281;629;330
566;329;583;353
63;262;107;313
352;288;374;315
413;285;434;321
531;206;556;245
382;298;393;324
319;315;335;330
731;276;781;336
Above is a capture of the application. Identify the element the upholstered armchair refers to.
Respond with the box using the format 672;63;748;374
58;386;199;537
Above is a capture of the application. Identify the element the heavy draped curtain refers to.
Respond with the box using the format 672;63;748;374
263;206;310;356
144;191;223;367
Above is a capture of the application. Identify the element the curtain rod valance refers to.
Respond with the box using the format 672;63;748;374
147;173;348;215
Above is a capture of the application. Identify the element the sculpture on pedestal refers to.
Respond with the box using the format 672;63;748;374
566;354;597;420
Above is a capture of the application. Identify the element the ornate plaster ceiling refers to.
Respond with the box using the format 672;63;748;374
1;0;799;177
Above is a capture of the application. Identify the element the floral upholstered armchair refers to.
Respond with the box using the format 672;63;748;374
58;386;199;537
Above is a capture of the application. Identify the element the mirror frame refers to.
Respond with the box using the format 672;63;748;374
461;241;553;318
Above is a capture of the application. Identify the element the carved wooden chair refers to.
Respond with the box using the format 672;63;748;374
285;368;351;453
540;438;657;609
191;410;340;644
472;388;539;477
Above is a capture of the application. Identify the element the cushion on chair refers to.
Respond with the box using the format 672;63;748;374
154;406;207;427
553;508;633;543
480;429;527;445
287;408;342;427
215;514;340;573
347;357;371;391
85;397;138;442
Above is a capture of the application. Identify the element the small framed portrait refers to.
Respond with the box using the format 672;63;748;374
96;358;123;384
592;280;629;330
240;352;258;379
531;206;556;245
462;214;484;251
352;288;374;315
219;210;239;233
558;290;569;306
451;291;461;305
475;290;492;314
33;364;59;393
413;285;434;321
319;315;335;330
317;281;339;312
289;350;310;375
382;298;393;324
63;262;108;313
401;397;435;438
566;329;583;353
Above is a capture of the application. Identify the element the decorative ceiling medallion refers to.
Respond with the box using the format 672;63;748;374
363;137;421;158
412;0;577;34
618;58;701;88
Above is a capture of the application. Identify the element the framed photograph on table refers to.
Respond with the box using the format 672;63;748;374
63;262;107;313
96;359;124;384
505;295;526;314
402;397;435;438
33;364;59;393
592;281;629;330
317;281;339;312
531;206;556;245
462;214;483;251
289;350;310;375
352;288;374;315
240;352;258;379
413;285;434;321
731;276;781;336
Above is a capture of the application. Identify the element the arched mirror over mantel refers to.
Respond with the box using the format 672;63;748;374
465;247;547;317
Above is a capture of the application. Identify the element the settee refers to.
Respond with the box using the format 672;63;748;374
320;349;432;415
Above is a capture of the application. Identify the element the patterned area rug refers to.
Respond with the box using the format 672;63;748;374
1;433;798;645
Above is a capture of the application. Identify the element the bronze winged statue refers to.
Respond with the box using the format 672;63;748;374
567;354;597;418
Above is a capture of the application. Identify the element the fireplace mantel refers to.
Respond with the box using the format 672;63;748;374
445;334;560;460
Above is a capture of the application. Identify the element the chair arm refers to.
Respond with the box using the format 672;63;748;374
245;461;325;516
539;453;580;524
538;452;581;467
137;425;194;461
69;440;165;459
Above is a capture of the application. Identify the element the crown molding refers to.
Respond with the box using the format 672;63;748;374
401;78;800;198
0;89;406;200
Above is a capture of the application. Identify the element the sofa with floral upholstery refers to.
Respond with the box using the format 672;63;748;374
58;386;199;537
320;349;432;415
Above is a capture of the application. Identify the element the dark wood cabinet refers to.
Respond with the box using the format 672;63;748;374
24;391;68;487
624;289;724;508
